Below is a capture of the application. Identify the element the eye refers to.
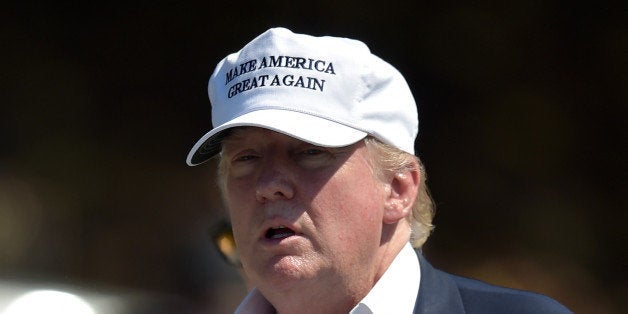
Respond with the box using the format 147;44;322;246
232;152;260;163
225;147;261;164
226;150;261;178
234;154;258;162
300;148;327;156
297;146;333;158
294;146;337;168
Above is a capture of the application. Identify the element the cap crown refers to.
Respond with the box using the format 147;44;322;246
187;27;418;165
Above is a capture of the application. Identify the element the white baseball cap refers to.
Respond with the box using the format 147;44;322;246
187;27;418;166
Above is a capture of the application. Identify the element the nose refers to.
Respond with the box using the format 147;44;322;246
255;160;295;203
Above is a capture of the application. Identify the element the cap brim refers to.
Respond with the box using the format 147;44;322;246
186;109;368;166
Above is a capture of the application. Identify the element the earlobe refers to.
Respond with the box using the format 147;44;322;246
383;169;420;224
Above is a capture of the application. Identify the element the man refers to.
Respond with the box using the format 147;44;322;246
187;28;571;313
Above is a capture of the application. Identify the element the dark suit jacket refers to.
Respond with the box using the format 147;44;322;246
414;253;572;313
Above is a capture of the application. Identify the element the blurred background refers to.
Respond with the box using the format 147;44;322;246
2;2;625;313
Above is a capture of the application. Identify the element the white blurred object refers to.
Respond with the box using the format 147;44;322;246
2;290;95;314
0;281;205;314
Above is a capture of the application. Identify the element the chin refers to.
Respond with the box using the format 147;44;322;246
255;255;320;287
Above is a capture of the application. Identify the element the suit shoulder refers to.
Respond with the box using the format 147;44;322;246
448;273;572;314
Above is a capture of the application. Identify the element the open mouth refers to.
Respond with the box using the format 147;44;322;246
265;226;296;240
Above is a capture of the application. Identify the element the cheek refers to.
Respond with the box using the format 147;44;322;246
223;178;255;212
226;201;258;266
222;182;255;238
312;171;385;241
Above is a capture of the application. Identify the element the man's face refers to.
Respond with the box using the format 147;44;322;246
220;127;389;295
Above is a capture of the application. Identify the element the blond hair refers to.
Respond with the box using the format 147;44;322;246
363;137;435;248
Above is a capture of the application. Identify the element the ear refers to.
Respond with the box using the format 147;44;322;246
383;163;420;225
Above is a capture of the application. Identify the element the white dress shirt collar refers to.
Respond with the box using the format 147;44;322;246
349;242;421;314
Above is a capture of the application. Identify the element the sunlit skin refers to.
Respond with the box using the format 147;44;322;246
220;128;419;314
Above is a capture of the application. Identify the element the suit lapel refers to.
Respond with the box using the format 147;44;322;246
413;251;466;314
